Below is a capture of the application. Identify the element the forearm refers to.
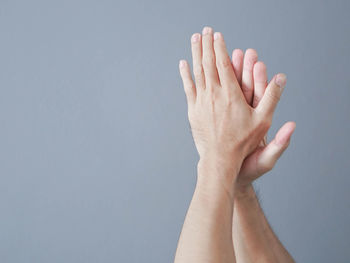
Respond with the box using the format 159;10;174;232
232;184;294;263
174;156;241;263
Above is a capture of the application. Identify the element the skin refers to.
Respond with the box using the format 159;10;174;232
232;49;296;263
175;26;289;263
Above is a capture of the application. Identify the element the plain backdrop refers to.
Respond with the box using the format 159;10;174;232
1;0;350;262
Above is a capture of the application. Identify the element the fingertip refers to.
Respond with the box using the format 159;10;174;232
179;60;196;103
232;49;244;62
201;26;219;86
244;49;258;69
232;48;243;57
246;48;258;55
275;73;287;88
213;32;223;41
191;33;201;43
254;61;266;71
283;121;297;136
179;60;192;81
179;59;187;69
257;72;286;114
286;121;296;130
275;121;296;145
202;26;213;35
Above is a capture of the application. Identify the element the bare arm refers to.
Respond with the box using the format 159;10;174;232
233;185;295;263
174;157;240;263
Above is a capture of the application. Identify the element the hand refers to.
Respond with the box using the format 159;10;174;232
179;27;287;183
231;49;296;189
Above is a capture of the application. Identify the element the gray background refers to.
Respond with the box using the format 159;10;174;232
0;0;349;262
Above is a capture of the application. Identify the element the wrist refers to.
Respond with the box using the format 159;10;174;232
197;154;242;180
234;183;256;201
198;150;244;172
196;153;242;200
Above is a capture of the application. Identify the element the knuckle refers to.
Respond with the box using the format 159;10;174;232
204;87;216;99
217;56;231;69
206;85;215;95
184;83;195;94
203;91;216;107
202;56;215;68
209;97;216;108
266;90;280;104
193;66;204;79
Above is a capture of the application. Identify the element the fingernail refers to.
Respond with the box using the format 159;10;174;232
214;32;221;40
202;26;213;35
179;60;186;68
191;33;200;43
275;73;287;88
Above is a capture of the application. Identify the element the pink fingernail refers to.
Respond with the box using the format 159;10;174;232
191;33;200;43
275;74;287;88
214;32;221;40
179;60;186;68
202;26;213;35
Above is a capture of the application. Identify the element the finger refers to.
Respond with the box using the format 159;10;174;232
179;60;196;105
191;33;205;91
232;49;244;86
256;121;296;174
242;49;258;105
257;73;287;118
252;61;267;108
213;32;239;91
275;121;296;145
201;26;219;89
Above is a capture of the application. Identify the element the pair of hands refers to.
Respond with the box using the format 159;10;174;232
179;26;295;191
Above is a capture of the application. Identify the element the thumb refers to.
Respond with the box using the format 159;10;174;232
257;73;287;117
256;121;296;175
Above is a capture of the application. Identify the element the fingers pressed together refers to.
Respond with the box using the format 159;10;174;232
179;26;287;119
179;26;296;179
180;26;242;105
